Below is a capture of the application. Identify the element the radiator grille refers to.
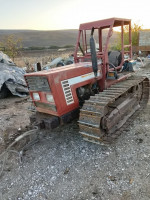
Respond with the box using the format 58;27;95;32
61;80;74;105
25;76;50;92
35;102;56;111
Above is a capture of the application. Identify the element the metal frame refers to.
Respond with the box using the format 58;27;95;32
74;18;132;90
25;18;133;117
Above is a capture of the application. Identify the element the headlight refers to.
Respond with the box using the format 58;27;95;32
46;94;54;103
33;93;40;100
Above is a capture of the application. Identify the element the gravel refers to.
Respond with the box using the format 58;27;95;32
0;62;150;200
0;104;150;200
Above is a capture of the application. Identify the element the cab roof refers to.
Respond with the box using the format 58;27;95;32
79;17;131;30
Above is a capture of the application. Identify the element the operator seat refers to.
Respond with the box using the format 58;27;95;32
108;51;122;68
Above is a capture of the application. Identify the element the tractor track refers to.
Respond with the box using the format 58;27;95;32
30;68;150;146
78;75;150;145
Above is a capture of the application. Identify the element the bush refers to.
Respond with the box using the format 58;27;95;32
111;23;142;51
0;35;22;61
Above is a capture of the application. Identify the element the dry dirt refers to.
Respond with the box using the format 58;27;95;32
0;97;31;152
0;63;150;200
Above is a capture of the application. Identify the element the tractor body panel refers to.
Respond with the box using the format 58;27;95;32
25;62;102;116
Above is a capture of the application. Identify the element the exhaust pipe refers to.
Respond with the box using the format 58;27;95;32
90;27;98;77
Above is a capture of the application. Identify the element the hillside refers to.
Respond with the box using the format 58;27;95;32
0;29;119;48
0;29;78;47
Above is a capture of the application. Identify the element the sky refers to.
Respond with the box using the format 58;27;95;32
0;0;150;30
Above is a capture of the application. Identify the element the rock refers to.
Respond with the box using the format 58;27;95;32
108;175;117;182
64;167;70;175
28;190;32;196
129;178;134;184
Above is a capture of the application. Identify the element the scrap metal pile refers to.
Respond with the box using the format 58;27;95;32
0;51;28;98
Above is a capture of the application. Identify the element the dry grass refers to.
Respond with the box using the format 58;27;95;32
14;50;73;69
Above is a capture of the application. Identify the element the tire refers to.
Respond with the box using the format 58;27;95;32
66;60;73;65
0;84;11;99
56;62;64;67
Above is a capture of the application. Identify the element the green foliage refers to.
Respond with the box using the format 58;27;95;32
48;45;74;49
63;45;74;48
0;35;22;61
48;45;59;49
22;45;74;51
124;23;142;46
111;38;121;51
27;46;46;50
111;23;142;51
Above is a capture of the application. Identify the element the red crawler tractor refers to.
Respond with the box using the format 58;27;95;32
25;18;149;144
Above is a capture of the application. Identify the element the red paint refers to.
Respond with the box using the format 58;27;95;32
25;18;132;117
106;74;131;88
25;63;102;116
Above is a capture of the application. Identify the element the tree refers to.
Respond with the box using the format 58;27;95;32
0;35;22;61
111;22;142;51
124;23;142;46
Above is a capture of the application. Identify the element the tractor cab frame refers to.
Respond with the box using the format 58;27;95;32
74;18;132;90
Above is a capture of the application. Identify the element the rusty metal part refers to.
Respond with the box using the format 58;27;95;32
78;76;149;144
30;112;60;129
30;109;79;130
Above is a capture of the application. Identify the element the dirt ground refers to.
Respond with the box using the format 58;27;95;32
0;63;150;200
0;97;31;152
